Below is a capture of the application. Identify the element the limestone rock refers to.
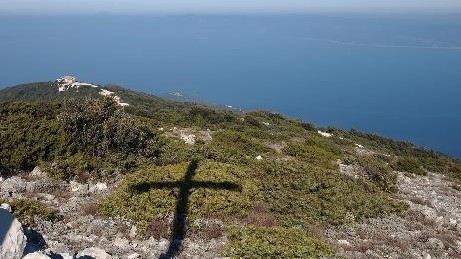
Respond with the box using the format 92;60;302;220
76;247;111;259
1;203;12;212
30;167;47;179
127;253;140;259
26;182;36;193
427;237;444;249
455;240;461;253
1;176;27;194
89;182;108;193
0;206;27;259
129;226;137;239
337;239;350;246
70;181;89;195
23;251;51;259
57;253;74;259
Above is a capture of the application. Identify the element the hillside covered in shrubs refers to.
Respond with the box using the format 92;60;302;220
1;81;461;258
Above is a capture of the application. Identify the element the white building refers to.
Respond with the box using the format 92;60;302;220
56;76;76;85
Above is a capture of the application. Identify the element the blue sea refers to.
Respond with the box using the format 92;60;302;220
1;14;461;157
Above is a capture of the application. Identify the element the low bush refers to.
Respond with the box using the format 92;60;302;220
356;155;397;192
282;139;339;171
99;160;260;231
208;130;274;164
0;198;58;227
222;225;334;258
259;161;407;226
392;156;426;176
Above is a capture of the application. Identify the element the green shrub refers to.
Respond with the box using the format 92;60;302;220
0;99;161;180
0;102;63;175
222;225;334;258
356;156;397;192
259;161;407;226
99;160;260;231
282;138;340;171
0;198;58;227
392;156;426;176
208;130;274;164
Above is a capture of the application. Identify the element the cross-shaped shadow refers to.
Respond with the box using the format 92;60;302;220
130;159;241;259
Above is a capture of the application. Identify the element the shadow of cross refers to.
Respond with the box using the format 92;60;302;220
130;159;241;259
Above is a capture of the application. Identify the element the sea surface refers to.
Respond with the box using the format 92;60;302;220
1;14;461;157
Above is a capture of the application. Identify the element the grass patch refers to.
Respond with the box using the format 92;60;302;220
222;225;334;258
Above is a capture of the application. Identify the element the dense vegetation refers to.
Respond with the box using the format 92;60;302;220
0;98;161;179
223;225;334;258
2;82;461;258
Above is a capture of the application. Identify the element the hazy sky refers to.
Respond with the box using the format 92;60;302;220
1;0;461;14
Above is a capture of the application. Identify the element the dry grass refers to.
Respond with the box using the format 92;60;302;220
189;221;224;240
144;218;171;239
81;201;99;216
242;202;277;227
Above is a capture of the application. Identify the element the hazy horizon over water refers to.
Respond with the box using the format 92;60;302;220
1;14;461;157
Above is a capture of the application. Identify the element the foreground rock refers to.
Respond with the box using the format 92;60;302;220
22;251;51;259
76;247;112;259
0;204;27;259
1;176;27;197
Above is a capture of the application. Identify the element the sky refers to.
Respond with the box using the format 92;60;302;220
1;0;461;15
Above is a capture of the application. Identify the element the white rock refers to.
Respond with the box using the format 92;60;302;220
127;253;140;259
129;225;137;239
89;182;108;193
455;240;461;253
256;155;263;160
114;237;130;249
30;167;46;178
180;133;196;145
337;239;351;246
23;251;51;259
76;247;111;259
26;182;36;193
0;207;27;259
1;203;12;213
69;181;89;194
95;182;108;191
57;253;73;259
427;237;444;249
69;181;81;192
1;176;27;194
157;239;169;250
317;130;333;137
448;218;457;228
355;143;364;148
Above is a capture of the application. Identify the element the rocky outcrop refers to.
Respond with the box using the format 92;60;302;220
0;204;27;259
22;251;51;259
326;172;461;258
76;247;112;259
1;176;27;197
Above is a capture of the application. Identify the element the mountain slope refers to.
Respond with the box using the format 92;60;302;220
1;81;461;258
